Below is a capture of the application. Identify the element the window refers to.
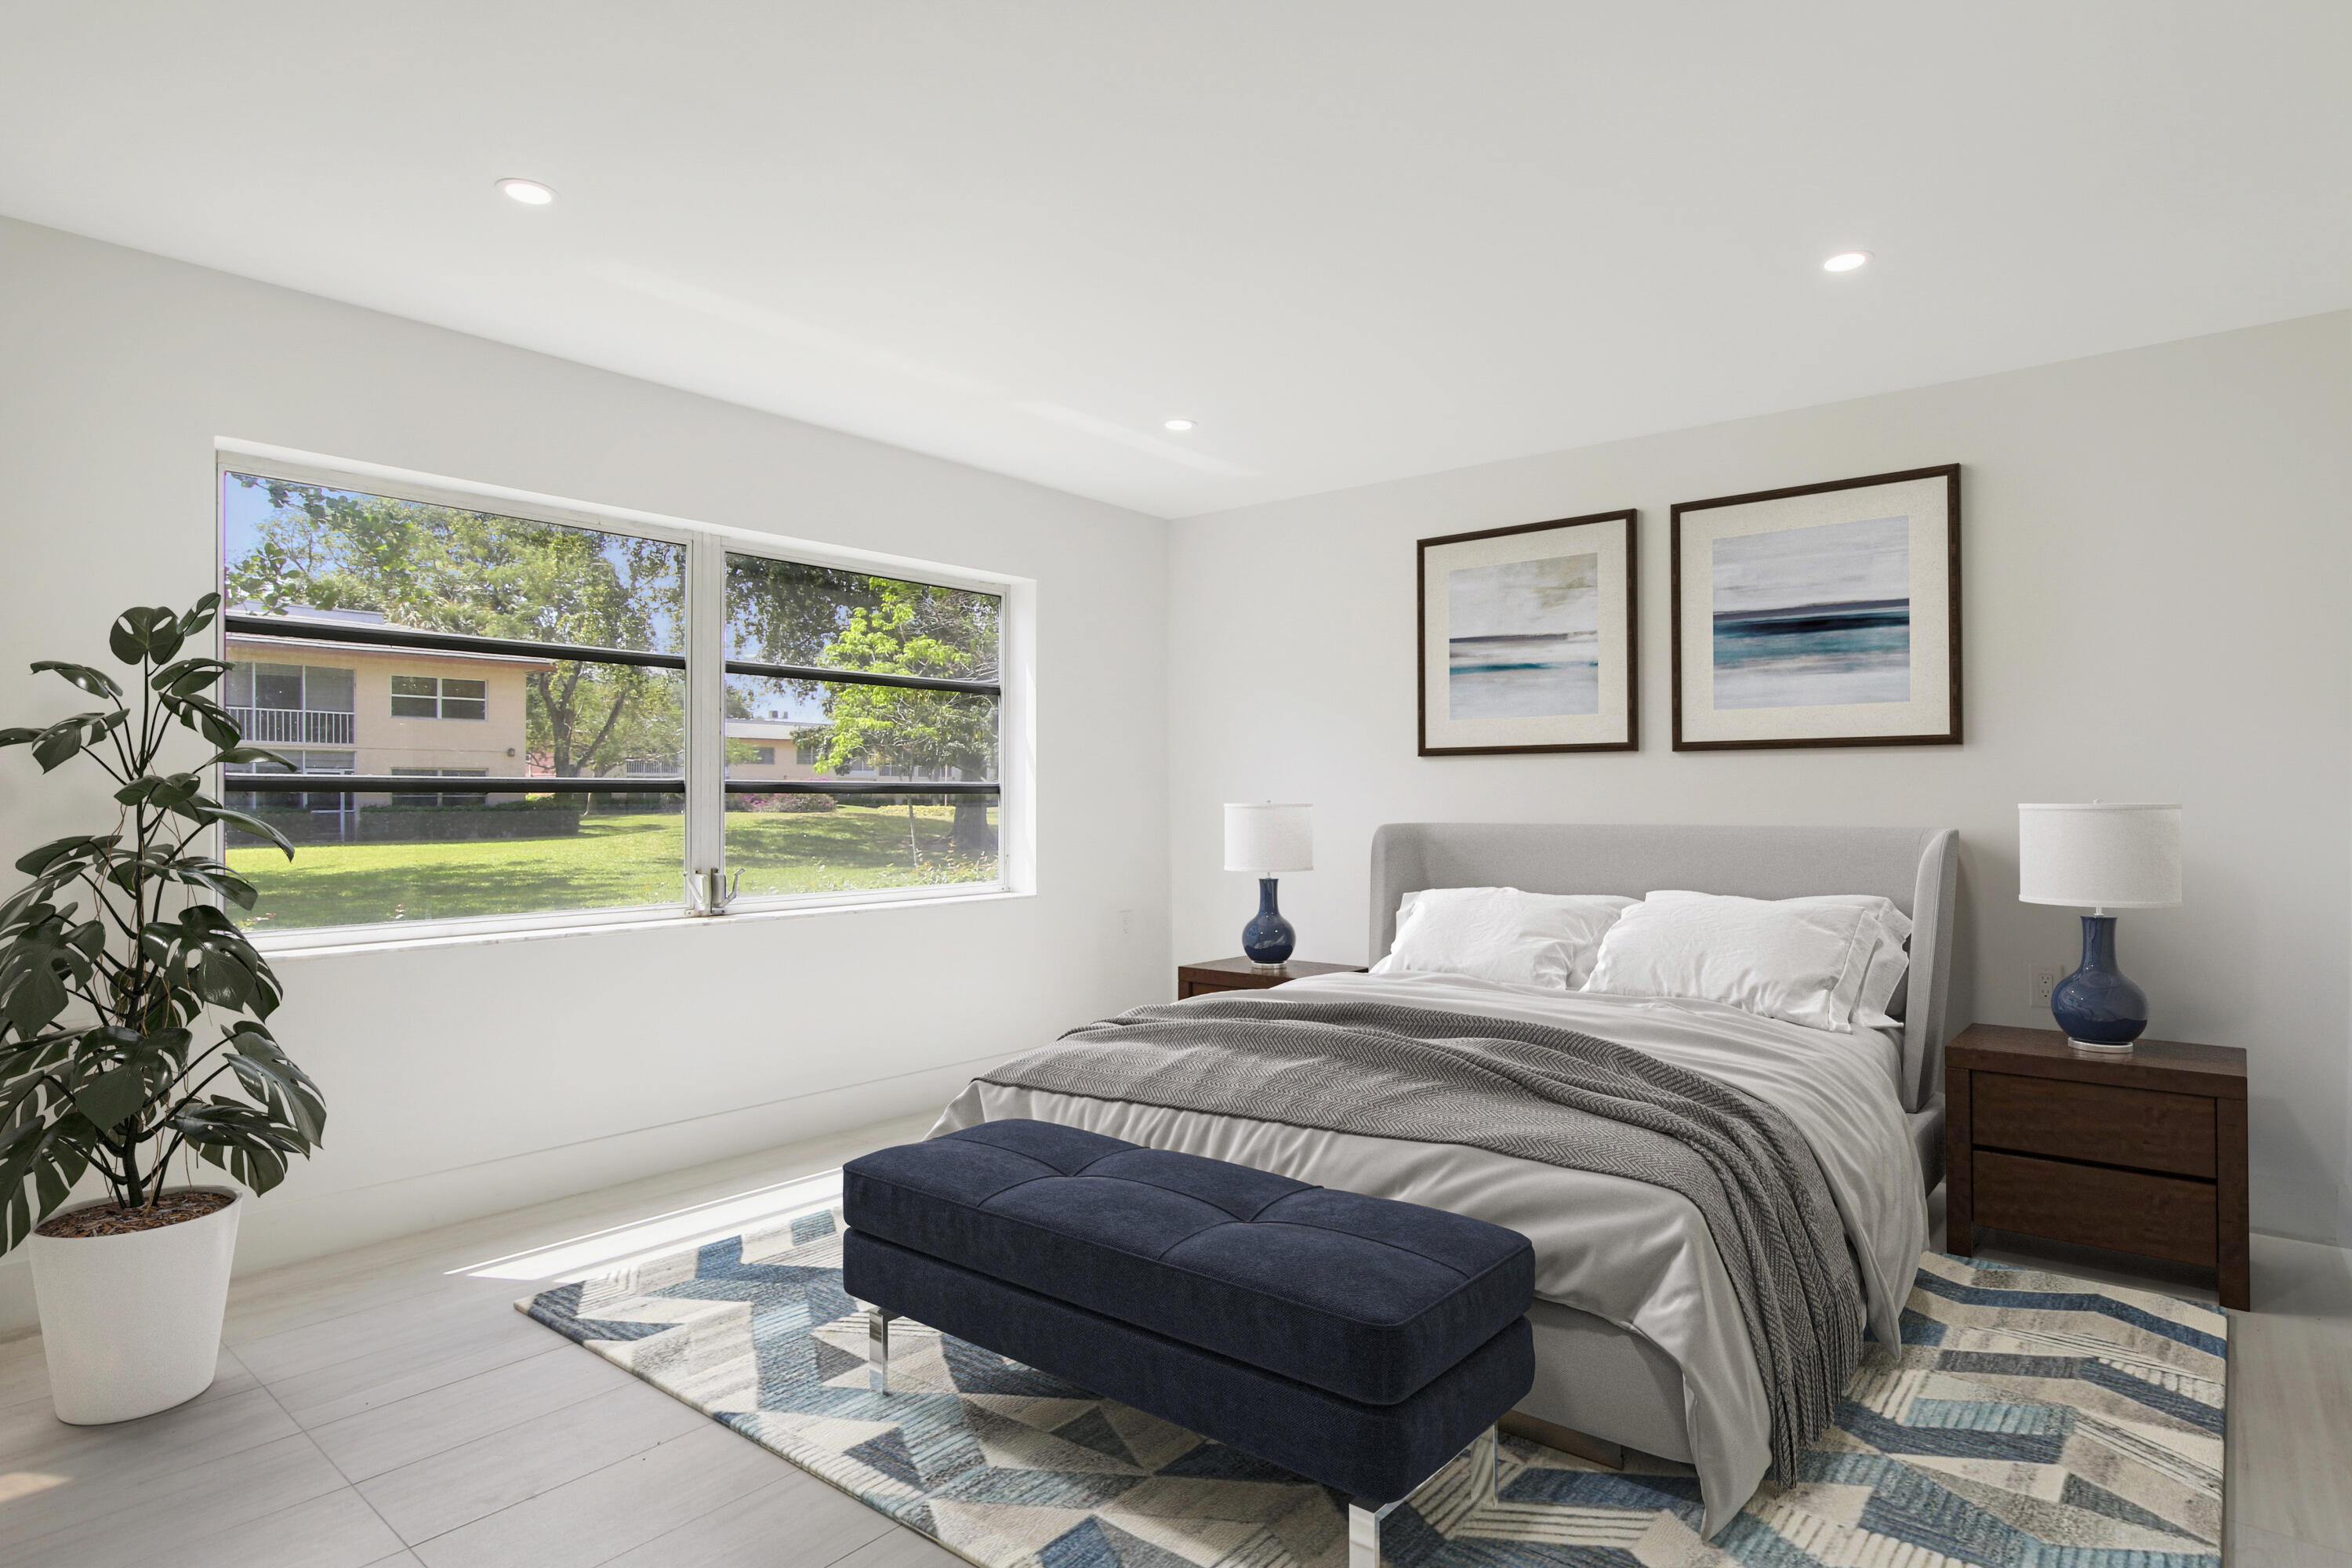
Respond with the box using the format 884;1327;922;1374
391;675;488;720
225;750;355;810
223;750;358;844
723;553;1000;898
389;768;492;808
225;662;356;745
217;458;1016;941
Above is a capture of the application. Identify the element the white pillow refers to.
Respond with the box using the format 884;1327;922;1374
1373;887;1639;990
1642;890;1911;1024
1582;891;1889;1032
1847;913;1907;1028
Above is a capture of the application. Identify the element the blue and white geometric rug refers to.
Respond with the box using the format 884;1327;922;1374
517;1207;2227;1568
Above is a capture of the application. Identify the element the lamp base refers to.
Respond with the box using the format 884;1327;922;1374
2049;914;2149;1050
1240;877;1297;967
2067;1037;2136;1056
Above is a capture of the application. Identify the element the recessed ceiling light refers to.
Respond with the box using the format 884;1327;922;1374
1163;418;1196;432
1822;250;1871;273
497;178;556;206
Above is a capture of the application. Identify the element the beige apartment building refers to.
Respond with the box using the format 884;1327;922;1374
225;608;566;843
224;609;956;837
226;615;543;808
721;717;844;786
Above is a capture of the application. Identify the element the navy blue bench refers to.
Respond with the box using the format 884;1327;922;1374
841;1120;1535;1562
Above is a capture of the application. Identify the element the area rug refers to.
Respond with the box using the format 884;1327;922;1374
517;1207;2227;1568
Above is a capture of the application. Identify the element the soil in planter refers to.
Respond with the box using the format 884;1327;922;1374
34;1192;234;1239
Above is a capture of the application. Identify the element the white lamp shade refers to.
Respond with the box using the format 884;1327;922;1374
1225;803;1313;873
2018;803;2181;909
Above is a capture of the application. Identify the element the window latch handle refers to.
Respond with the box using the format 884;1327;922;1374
684;867;739;916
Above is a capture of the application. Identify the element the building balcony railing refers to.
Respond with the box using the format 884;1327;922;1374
230;706;356;746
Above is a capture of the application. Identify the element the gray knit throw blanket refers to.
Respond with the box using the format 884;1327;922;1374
978;996;1864;1482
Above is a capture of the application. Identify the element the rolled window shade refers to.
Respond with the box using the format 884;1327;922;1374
2018;803;2181;909
1225;803;1313;873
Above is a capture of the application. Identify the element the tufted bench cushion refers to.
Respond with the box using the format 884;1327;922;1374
842;1118;1534;1406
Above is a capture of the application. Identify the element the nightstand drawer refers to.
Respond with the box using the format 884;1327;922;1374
1972;1073;2216;1177
1973;1150;2216;1265
1178;978;1253;999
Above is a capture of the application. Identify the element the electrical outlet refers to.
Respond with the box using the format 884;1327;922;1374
2029;963;2060;1010
1118;909;1134;939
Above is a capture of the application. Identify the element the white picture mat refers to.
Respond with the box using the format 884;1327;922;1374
1423;515;1630;750
1676;475;1951;743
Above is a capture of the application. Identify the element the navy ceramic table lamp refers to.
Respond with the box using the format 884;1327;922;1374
1224;802;1313;967
2018;802;2182;1054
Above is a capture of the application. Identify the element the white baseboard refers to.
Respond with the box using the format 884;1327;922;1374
0;1054;992;1339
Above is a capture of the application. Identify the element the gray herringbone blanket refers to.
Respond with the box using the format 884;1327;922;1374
978;995;1864;1481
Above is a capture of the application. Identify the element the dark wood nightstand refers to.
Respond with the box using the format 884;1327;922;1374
1946;1023;2249;1309
1176;956;1368;999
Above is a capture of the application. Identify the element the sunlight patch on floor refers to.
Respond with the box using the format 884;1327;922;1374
0;1472;70;1504
454;1168;845;1282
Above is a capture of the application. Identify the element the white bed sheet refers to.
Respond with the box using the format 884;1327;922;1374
931;970;1926;1534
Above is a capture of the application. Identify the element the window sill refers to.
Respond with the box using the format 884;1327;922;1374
254;884;1028;960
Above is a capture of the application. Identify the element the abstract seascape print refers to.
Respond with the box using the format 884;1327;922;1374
1711;516;1909;710
1447;553;1599;720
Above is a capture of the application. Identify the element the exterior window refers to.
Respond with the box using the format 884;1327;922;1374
226;662;356;745
392;675;488;720
218;462;1011;940
723;552;999;897
223;469;685;931
389;768;492;808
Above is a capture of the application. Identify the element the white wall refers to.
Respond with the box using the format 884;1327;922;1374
1169;313;2352;1247
0;216;1171;1329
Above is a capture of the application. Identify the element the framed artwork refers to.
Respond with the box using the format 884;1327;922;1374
1671;464;1960;750
1417;510;1637;755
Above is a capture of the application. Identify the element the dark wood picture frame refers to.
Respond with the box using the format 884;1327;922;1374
1417;509;1638;756
1670;464;1961;751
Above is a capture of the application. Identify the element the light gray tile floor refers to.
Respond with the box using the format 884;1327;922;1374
0;1110;945;1568
0;1118;2339;1565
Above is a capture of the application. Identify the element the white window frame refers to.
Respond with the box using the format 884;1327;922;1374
216;439;1036;952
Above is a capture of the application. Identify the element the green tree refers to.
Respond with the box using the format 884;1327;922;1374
226;480;684;779
800;579;1000;855
724;556;881;666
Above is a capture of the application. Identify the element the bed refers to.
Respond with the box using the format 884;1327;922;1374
933;822;1959;1534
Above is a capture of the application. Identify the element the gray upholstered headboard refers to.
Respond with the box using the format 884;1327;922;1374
1368;823;1961;1112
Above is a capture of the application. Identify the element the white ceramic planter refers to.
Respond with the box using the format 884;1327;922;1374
26;1189;242;1425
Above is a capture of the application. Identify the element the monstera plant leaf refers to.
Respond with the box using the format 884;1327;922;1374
0;595;321;1250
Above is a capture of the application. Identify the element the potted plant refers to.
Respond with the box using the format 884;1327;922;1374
1;595;324;1424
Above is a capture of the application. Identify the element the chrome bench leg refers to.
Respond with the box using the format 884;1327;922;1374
1346;1499;1398;1568
1348;1425;1499;1567
866;1305;895;1392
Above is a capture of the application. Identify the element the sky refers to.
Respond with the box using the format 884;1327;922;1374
1711;514;1909;615
1447;552;1600;641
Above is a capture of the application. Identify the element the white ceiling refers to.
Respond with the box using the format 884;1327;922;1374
2;2;2345;519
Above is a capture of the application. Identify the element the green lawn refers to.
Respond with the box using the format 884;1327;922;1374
229;805;996;931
